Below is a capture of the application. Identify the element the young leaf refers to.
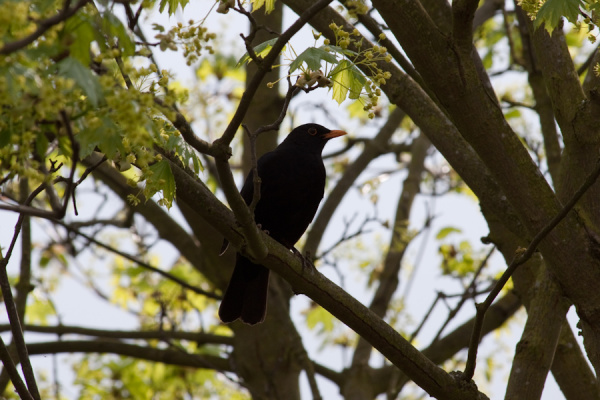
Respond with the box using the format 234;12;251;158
237;38;279;66
57;57;104;107
265;0;275;13
63;14;96;65
78;117;126;159
534;0;583;32
252;0;276;13
320;44;357;57
289;47;338;73
331;60;353;104
159;0;190;15
348;64;366;100
147;160;177;209
436;226;462;240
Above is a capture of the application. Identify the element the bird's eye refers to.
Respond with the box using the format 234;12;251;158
308;127;318;136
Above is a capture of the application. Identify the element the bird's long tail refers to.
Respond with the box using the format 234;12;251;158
218;255;270;325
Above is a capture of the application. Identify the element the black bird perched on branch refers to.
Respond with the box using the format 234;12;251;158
218;123;347;325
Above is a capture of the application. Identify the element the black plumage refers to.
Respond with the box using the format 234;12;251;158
218;123;347;324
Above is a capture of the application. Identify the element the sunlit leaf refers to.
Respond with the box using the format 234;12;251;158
436;226;462;240
306;306;334;332
147;160;176;209
237;38;279;66
159;0;190;15
330;60;365;104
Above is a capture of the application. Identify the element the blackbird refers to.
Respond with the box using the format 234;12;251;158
218;123;347;325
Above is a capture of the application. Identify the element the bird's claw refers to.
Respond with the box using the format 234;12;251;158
292;248;315;271
256;224;270;236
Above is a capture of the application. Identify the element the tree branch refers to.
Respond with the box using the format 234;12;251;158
0;337;33;400
56;222;221;300
25;340;232;372
0;324;233;345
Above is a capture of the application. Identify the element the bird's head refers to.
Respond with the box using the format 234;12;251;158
280;123;347;153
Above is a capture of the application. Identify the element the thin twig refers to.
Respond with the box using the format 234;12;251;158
217;0;334;147
58;223;221;300
0;337;34;400
463;156;600;381
0;219;40;399
430;246;495;345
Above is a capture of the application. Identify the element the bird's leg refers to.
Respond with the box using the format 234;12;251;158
219;239;230;256
291;248;315;271
256;223;270;236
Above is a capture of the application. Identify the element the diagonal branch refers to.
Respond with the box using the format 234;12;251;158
0;338;33;400
56;222;221;300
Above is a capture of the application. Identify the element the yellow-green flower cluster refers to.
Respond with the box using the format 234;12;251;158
344;0;369;19
515;0;544;19
153;20;217;66
329;23;393;118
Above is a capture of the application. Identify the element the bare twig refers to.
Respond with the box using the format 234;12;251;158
253;77;301;137
0;324;233;345
0;337;34;400
58;222;221;300
463;156;600;381
0;217;40;399
430;246;495;345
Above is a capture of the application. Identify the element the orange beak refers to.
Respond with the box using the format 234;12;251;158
323;129;347;139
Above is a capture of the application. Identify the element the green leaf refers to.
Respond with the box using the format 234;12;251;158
147;160;176;209
57;57;104;107
331;60;351;104
534;0;583;32
348;65;366;100
78;117;126;159
289;47;338;73
320;44;358;57
159;0;190;15
236;38;279;67
265;0;275;13
35;131;49;159
63;14;96;65
436;226;462;240
102;12;135;57
331;60;366;104
306;306;334;332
